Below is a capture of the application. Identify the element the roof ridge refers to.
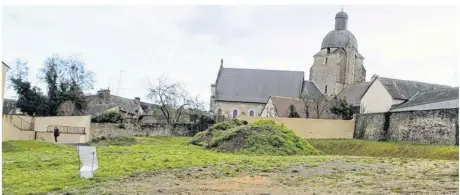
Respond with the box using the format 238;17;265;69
224;67;304;73
379;76;450;87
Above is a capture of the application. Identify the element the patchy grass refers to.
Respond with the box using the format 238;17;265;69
190;119;319;156
307;139;459;160
3;137;327;195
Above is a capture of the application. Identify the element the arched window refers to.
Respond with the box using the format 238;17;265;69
249;110;255;116
217;109;222;115
232;109;238;118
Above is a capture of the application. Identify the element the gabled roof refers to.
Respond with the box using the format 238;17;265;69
270;96;306;118
377;76;451;100
2;61;10;69
336;82;371;106
215;67;305;103
391;87;459;110
85;94;156;116
301;81;324;99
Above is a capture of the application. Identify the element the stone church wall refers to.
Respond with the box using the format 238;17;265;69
214;101;265;118
354;108;459;145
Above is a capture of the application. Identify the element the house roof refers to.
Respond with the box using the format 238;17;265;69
336;82;371;106
2;61;10;69
391;87;459;110
270;96;306;118
301;81;324;99
215;67;305;103
377;77;451;100
86;104;119;117
85;94;156;116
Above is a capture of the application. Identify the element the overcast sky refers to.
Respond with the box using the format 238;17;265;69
2;5;458;107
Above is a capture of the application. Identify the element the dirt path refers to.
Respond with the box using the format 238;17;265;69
63;156;458;195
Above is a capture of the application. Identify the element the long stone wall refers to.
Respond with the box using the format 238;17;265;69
89;123;194;141
354;108;459;145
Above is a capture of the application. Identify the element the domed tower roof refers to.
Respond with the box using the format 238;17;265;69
321;10;358;50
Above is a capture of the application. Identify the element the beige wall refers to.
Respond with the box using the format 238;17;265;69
239;116;354;139
360;79;404;114
2;115;91;143
2;115;35;141
214;101;265;119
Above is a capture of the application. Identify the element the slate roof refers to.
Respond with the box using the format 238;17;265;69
270;96;306;118
378;77;451;100
85;94;156;117
391;87;459;110
301;81;325;99
215;67;305;103
336;82;371;106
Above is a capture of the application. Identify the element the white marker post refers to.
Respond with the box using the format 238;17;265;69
77;146;99;178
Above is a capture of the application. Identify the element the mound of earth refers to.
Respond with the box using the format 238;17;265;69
189;119;320;156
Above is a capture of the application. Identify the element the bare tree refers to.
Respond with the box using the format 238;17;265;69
312;94;329;119
300;93;329;119
58;100;76;116
147;76;200;124
7;59;29;88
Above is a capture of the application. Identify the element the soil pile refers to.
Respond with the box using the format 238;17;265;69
189;119;319;156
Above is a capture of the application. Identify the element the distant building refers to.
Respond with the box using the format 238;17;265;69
2;62;10;106
390;87;459;112
360;75;452;113
85;89;160;123
210;10;367;119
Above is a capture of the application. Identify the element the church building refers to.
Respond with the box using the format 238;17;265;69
209;10;369;118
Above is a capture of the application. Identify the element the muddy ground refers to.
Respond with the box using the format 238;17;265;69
62;156;458;195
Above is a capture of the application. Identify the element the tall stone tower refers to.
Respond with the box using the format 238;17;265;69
309;10;366;97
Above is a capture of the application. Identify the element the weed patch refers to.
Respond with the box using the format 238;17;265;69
190;119;319;156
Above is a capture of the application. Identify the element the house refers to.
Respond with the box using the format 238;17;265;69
360;75;451;113
2;62;10;105
390;87;459;112
85;89;160;123
335;81;371;113
210;10;367;119
260;96;307;118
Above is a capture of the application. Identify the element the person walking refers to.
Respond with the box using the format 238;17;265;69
53;126;60;143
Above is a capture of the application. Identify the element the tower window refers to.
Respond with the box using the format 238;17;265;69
327;48;331;54
325;85;328;94
325;57;328;64
249;110;255;116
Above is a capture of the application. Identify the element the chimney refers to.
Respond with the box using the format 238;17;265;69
134;97;141;105
97;89;111;104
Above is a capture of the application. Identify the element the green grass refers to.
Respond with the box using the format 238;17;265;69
307;139;459;160
4;137;458;195
3;137;326;195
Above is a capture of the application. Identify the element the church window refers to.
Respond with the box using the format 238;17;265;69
325;85;328;94
327;48;331;54
325;57;328;64
233;109;238;118
249;110;255;116
217;109;222;115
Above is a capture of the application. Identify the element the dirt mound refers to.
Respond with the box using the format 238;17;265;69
189;119;320;156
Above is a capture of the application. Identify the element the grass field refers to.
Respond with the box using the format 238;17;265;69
2;137;459;195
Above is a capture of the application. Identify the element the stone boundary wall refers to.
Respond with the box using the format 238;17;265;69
354;108;459;145
90;123;194;140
